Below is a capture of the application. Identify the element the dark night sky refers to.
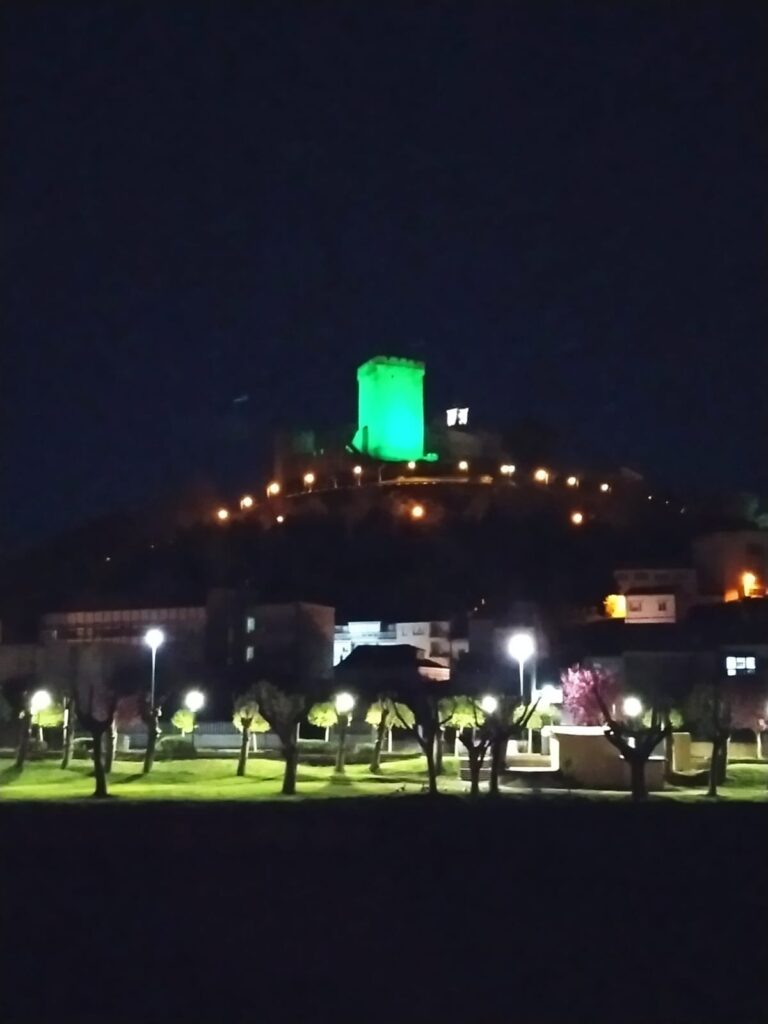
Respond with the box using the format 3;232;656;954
3;1;766;545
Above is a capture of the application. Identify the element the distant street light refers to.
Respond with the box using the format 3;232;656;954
507;632;536;697
407;461;417;470
570;511;584;525
410;504;425;520
566;475;578;487
623;696;643;719
458;460;469;472
334;692;356;774
500;464;516;477
534;468;549;483
267;481;281;497
30;689;52;716
240;495;254;510
599;482;610;493
303;471;316;489
216;507;229;522
275;514;285;523
480;695;498;714
353;465;363;485
183;689;205;748
538;684;562;706
184;689;205;714
144;627;165;714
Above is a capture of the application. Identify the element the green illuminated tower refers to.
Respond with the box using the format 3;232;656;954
352;356;425;461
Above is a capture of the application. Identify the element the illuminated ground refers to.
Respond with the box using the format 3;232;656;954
1;756;765;801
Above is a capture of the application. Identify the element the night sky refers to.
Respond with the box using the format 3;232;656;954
4;1;766;545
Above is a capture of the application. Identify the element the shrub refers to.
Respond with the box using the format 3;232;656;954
157;737;197;760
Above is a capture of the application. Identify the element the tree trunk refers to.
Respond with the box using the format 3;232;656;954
91;726;109;799
757;730;763;761
104;722;117;773
663;730;675;781
61;699;75;768
335;714;349;773
707;737;722;797
468;747;481;797
15;712;31;770
488;737;504;796
434;730;444;775
628;754;647;801
423;740;438;795
142;711;159;775
237;726;250;776
282;739;298;795
370;714;387;774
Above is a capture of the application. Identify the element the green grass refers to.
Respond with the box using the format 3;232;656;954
1;755;765;802
0;754;464;801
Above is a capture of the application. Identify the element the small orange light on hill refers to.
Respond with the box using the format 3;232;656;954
570;511;584;525
276;514;285;524
216;508;229;522
599;482;610;493
566;475;578;487
534;468;549;483
407;461;417;470
267;481;281;497
458;460;469;471
240;495;254;510
411;504;425;520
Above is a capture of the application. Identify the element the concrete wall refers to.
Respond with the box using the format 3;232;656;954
550;726;665;791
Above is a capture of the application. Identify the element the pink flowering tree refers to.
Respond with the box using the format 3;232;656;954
560;663;671;800
561;664;621;726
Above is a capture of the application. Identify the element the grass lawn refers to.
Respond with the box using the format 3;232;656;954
2;754;765;802
0;753;465;801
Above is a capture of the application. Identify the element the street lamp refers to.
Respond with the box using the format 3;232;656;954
599;482;610;493
240;495;254;510
216;507;229;522
266;481;281;497
500;463;515;477
334;692;356;774
534;468;549;483
570;511;584;525
184;689;205;747
29;689;52;716
507;632;536;698
623;696;643;719
566;475;578;487
410;504;425;520
353;465;362;485
480;695;498;714
458;460;469;472
303;471;315;489
144;628;165;712
184;689;205;714
407;460;417;471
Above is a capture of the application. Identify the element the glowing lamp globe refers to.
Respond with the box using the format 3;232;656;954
507;632;535;665
184;689;205;714
30;689;52;715
144;628;165;652
623;696;643;718
480;695;498;714
334;692;356;715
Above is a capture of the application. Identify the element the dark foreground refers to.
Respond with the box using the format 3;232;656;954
1;797;765;1023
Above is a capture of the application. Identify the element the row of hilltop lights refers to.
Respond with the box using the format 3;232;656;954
214;463;616;527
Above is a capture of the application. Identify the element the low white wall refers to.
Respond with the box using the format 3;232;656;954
550;726;664;791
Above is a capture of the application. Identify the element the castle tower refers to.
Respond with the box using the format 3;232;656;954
352;356;425;461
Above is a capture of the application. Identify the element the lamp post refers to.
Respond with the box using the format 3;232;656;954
30;689;52;744
184;688;205;747
507;632;535;699
334;692;356;773
508;632;536;756
143;628;164;773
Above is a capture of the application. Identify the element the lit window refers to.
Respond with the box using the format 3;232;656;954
245;616;255;633
446;408;458;426
726;655;756;676
245;646;254;662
